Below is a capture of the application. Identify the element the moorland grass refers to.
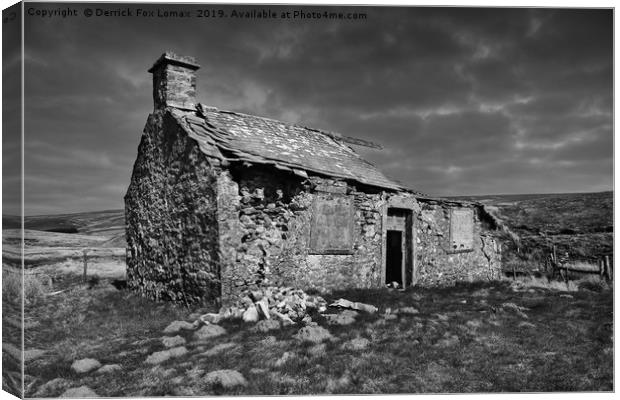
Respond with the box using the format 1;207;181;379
20;278;613;396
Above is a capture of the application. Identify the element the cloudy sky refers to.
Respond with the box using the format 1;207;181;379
4;4;613;215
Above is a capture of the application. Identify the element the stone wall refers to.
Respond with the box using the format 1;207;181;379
413;200;502;286
214;164;502;302
216;165;385;301
125;111;221;304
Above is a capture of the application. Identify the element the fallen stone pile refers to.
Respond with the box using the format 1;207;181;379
201;287;328;326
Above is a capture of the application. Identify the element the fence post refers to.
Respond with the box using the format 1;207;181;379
82;249;88;282
605;255;612;281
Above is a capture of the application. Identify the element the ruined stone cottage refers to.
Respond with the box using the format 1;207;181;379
125;52;502;304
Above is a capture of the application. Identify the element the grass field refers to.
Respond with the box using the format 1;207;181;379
11;276;613;396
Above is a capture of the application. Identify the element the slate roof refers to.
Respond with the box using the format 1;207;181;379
170;104;407;191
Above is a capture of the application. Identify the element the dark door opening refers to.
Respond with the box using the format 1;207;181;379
386;230;403;286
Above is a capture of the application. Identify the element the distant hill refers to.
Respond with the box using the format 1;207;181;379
451;191;613;264
450;191;613;236
3;210;125;247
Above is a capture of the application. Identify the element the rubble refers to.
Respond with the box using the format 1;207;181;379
213;286;328;324
189;288;381;336
242;306;259;322
200;313;222;324
329;298;378;313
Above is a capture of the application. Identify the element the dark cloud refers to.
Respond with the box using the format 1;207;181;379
13;4;613;215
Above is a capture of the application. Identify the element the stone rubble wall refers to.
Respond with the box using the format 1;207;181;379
125;111;221;304
216;165;502;302
217;166;385;302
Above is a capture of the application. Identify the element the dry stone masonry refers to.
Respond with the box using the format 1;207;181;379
125;52;503;305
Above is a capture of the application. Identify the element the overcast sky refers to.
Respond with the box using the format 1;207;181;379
5;4;613;215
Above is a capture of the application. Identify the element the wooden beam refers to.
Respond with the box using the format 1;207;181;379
340;135;383;149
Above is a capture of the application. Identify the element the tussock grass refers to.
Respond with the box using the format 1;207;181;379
577;275;612;292
506;275;612;293
2;270;49;305
22;279;613;396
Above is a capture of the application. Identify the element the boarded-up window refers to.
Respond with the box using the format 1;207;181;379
449;208;474;251
309;196;355;254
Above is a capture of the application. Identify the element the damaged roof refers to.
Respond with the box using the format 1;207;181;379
170;104;408;191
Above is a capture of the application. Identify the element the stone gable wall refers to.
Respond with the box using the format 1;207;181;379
125;111;220;304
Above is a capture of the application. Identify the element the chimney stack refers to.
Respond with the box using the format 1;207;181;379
148;52;200;110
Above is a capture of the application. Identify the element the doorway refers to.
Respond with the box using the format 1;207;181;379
386;230;403;286
384;207;414;288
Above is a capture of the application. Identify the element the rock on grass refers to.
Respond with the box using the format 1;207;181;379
162;335;186;348
294;326;333;343
60;386;98;397
71;358;101;374
204;369;248;388
163;320;195;334
193;324;227;340
145;346;188;365
397;307;419;315
96;364;122;374
34;378;70;397
307;343;326;357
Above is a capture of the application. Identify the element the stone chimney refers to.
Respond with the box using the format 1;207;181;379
148;52;200;110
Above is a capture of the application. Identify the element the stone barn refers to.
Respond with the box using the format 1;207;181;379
125;53;502;304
